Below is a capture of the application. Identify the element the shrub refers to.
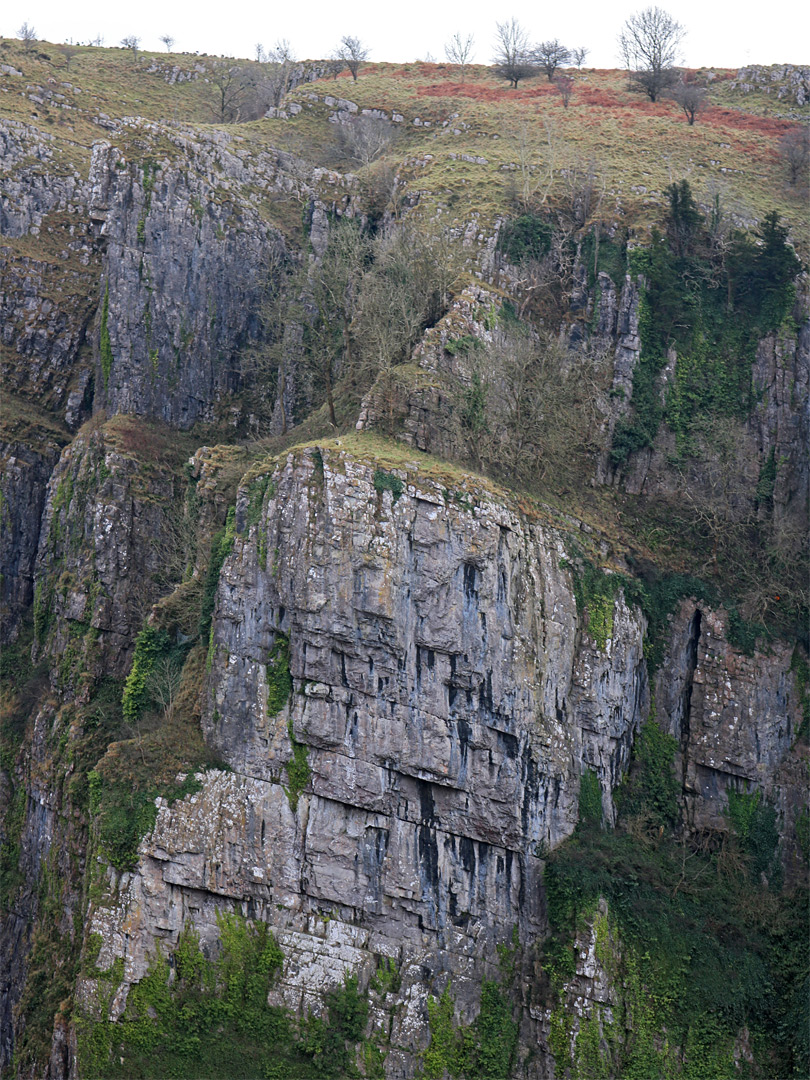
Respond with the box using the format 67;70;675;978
578;769;603;829
726;788;781;886
372;468;404;502
199;506;236;639
99;286;114;388
122;627;172;723
284;721;310;812
266;634;292;716
612;193;801;466
498;213;553;264
617;720;680;829
77;914;306;1079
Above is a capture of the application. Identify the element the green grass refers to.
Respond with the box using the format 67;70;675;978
1;40;806;249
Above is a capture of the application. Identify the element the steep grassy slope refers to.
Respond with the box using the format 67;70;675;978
1;39;807;244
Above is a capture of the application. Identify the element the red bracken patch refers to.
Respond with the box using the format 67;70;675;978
575;87;624;108
702;108;793;137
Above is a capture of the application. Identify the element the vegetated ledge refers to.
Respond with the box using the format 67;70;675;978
238;432;795;658
241;431;594;536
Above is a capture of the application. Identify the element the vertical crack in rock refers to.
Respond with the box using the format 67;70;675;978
679;608;702;788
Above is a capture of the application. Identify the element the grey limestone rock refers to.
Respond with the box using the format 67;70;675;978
33;418;186;680
0;425;66;643
84;446;651;1075
28;446;807;1076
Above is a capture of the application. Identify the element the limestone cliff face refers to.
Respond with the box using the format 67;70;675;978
79;447;648;1076
0;119;87;239
655;601;805;870
89;135;279;428
0;411;69;643
74;446;804;1077
88;125;358;429
32;418;185;681
2;74;807;1078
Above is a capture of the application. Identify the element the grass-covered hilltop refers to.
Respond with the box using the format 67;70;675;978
1;26;808;1080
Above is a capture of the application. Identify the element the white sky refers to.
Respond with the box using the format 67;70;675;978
4;0;806;69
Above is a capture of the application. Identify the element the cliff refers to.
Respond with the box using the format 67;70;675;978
1;37;808;1080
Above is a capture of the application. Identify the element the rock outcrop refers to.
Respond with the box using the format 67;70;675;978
74;445;804;1076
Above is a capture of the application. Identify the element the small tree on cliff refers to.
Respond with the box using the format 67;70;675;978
534;40;570;81
263;39;297;109
207;63;254;122
670;75;708;124
305;219;371;425
493;19;537;88
779;126;809;188
554;74;575;107
121;35;141;63
618;6;685;102
337;35;368;81
17;22;36;50
445;32;475;81
571;46;589;68
59;43;79;70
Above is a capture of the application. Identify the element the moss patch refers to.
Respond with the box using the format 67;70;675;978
266;633;292;716
284;721;310;812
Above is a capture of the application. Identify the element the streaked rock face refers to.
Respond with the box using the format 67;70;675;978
73;446;803;1076
78;447;645;1075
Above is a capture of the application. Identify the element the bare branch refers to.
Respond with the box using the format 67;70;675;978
493;19;537;88
337;35;368;82
669;75;708;124
445;32;475;81
534;40;570;81
17;22;36;50
618;6;685;102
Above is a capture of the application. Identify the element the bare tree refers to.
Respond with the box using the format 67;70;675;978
618;6;685;102
206;63;254;122
475;327;605;486
493;19;537;88
121;35;141;62
558;159;604;227
326;55;345;80
17;22;36;50
670;75;708;124
571;47;589;68
262;39;297;109
445;32;475;81
338;35;368;82
334;115;397;168
358;161;399;221
145;654;183;722
534;40;570;81
779;126;810;187
59;43;79;70
160;34;175;52
354;224;463;384
245;243;301;434
554;74;575;107
305;219;370;424
503;117;560;212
